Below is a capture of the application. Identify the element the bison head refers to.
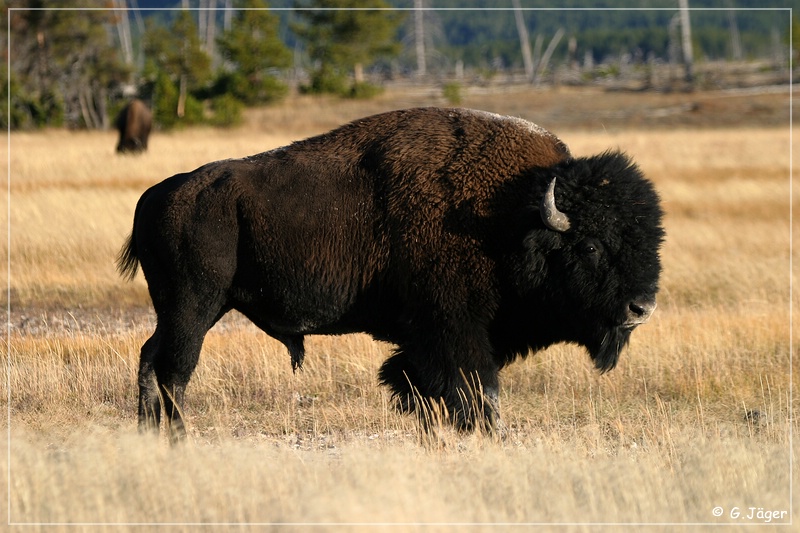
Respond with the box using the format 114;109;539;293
520;150;664;372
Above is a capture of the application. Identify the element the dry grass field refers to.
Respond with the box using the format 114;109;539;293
2;85;797;531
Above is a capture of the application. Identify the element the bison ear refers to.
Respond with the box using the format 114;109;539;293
540;178;571;233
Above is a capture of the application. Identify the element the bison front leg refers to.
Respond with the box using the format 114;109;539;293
379;329;504;435
448;366;504;436
434;323;504;435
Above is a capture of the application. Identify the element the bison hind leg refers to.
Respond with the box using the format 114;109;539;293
137;332;162;434
138;361;161;433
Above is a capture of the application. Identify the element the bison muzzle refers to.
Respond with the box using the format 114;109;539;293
117;107;664;440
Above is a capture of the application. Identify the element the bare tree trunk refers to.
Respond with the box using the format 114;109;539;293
130;0;144;33
414;0;426;78
78;89;92;129
88;90;102;128
36;30;48;91
98;86;109;129
567;36;578;69
198;0;207;49
771;26;785;69
178;74;187;118
178;0;190;118
206;0;217;66
534;28;564;85
354;63;364;84
727;8;742;61
668;13;680;82
114;0;134;65
224;0;233;32
512;0;534;82
129;0;145;67
79;88;102;129
532;34;543;75
678;0;694;84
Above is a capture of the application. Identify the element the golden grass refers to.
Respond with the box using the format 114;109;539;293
5;324;793;527
6;428;790;527
3;90;796;528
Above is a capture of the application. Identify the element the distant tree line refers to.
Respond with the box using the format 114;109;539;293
419;1;792;73
1;0;794;131
3;0;401;130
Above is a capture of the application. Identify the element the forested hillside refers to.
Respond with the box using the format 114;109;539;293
3;0;795;130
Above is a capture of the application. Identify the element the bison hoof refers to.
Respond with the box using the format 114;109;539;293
168;424;188;445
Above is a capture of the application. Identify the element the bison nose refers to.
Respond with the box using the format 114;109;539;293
625;298;657;326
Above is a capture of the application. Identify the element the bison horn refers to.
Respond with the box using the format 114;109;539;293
540;178;571;232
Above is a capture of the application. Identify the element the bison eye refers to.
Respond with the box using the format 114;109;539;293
580;239;602;256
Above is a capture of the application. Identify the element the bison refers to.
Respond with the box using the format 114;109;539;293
117;107;664;440
115;99;152;154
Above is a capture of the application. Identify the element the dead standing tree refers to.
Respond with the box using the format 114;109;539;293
415;0;426;78
534;28;564;85
512;0;534;82
512;1;563;86
678;0;694;85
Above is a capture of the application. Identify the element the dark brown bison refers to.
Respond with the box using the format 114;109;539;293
117;107;664;440
115;99;152;154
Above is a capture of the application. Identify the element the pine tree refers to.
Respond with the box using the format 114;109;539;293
216;0;292;105
293;0;403;95
6;4;129;129
142;11;211;124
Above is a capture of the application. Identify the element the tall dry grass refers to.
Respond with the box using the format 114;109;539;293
3;91;796;529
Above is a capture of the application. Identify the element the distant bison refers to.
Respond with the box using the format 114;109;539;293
118;107;664;440
115;99;151;154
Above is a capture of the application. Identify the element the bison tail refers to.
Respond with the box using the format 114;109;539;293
117;187;151;281
116;232;139;281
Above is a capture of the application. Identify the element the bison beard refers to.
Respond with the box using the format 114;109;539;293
590;326;632;374
117;107;664;440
